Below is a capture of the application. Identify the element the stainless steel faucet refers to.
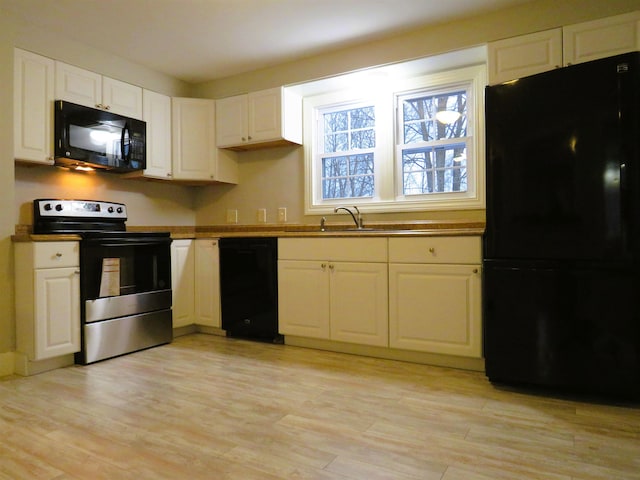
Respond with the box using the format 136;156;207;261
334;206;364;229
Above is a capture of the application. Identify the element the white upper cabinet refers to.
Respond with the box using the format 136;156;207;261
215;94;247;147
141;89;173;179
216;87;302;150
13;48;55;165
563;11;640;65
55;61;143;119
488;11;640;85
488;29;563;85
172;97;217;182
172;97;238;183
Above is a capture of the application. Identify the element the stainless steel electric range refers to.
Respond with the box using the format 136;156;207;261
33;199;173;364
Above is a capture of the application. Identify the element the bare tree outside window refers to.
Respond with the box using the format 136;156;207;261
400;91;468;195
321;105;375;199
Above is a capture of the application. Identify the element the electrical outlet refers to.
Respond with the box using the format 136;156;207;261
257;208;267;223
277;207;287;223
226;209;238;224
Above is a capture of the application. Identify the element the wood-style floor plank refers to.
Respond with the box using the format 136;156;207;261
1;333;639;480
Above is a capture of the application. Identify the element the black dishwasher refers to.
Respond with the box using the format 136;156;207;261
219;237;281;342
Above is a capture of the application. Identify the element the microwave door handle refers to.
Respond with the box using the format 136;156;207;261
121;123;131;164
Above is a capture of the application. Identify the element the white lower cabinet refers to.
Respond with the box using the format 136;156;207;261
171;238;221;329
14;242;80;361
171;239;195;328
388;237;482;358
278;238;388;347
195;239;221;328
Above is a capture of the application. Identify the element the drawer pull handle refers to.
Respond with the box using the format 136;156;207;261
55;252;62;258
428;247;435;253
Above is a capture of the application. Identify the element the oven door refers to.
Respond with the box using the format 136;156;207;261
80;234;172;323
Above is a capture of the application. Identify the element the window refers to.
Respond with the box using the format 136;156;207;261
398;89;469;196
303;63;485;214
320;103;376;199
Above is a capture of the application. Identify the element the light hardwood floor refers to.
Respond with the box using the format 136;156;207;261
1;333;639;479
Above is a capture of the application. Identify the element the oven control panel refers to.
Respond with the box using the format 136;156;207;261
34;199;127;220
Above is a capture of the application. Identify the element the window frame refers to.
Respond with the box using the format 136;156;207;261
303;64;485;215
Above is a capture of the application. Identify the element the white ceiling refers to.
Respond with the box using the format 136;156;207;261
2;0;533;84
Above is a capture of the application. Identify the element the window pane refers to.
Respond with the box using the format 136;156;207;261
325;133;348;153
350;106;375;129
322;105;375;153
351;129;375;149
322;153;374;199
402;91;467;144
402;144;467;195
323;157;348;177
324;111;348;133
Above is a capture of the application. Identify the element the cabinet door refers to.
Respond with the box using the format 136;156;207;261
102;77;143;119
563;11;640;66
55;61;102;108
14;49;55;164
142;89;173;179
278;260;330;338
330;262;388;347
34;267;80;360
248;88;282;143
488;29;562;85
195;239;221;328
216;94;247;147
172;97;217;181
389;264;482;358
171;240;195;327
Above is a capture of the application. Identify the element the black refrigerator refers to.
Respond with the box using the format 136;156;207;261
484;52;640;399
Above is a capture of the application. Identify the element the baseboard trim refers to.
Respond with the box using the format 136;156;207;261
0;352;15;377
284;336;485;372
13;352;75;376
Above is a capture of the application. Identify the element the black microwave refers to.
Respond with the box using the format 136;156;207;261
54;100;146;172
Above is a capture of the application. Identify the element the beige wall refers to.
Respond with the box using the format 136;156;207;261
192;0;640;225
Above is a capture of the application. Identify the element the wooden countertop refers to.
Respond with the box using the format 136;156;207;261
12;220;485;242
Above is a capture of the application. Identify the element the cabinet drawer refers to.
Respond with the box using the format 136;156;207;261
33;242;79;268
278;238;387;262
279;238;387;262
388;236;481;264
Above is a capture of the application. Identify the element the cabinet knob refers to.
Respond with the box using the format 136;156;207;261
248;136;252;141
321;263;326;269
242;137;246;142
428;247;435;253
329;264;334;270
473;268;478;274
55;252;62;258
